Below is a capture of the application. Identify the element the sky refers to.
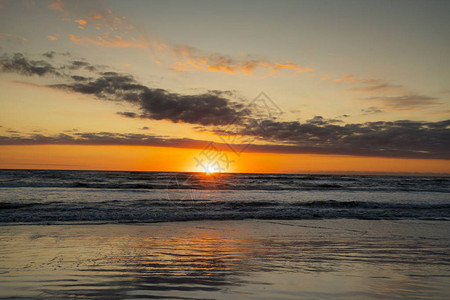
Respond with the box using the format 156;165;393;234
0;0;449;174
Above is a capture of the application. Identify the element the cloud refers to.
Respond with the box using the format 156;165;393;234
42;51;56;59
2;53;448;160
362;94;440;111
1;120;449;159
361;106;384;114
334;75;441;111
305;116;343;125
47;35;58;41
348;82;406;94
0;53;99;79
290;109;302;114
48;0;131;34
0;32;27;41
0;53;246;126
48;0;64;12
69;34;149;48
0;53;61;76
0;132;210;149
333;74;355;82
236;118;450;159
74;19;87;28
72;8;133;31
49;70;246;126
68;31;313;75
167;46;313;75
64;60;96;72
189;117;450;159
48;2;312;76
117;111;138;118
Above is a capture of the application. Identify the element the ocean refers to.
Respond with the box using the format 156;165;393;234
1;169;449;299
0;169;449;224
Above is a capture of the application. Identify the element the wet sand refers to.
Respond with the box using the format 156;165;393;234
1;219;449;299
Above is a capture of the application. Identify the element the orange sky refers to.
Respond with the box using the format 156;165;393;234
1;145;448;175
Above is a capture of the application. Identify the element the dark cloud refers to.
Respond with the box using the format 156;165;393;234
0;121;448;159
71;75;90;81
117;111;138;118
0;132;209;149
42;51;71;59
1;53;245;126
53;71;246;126
306;116;343;125
362;106;384;114
65;60;96;72
42;51;56;59
1;53;96;78
0;53;61;76
236;118;450;159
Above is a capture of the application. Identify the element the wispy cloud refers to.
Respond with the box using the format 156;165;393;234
168;49;313;75
362;95;440;111
47;0;64;12
348;82;406;94
0;32;27;41
68;34;149;48
332;75;441;111
47;1;312;77
333;74;355;82
72;8;134;32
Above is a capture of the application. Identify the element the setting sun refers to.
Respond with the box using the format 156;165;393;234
203;164;216;175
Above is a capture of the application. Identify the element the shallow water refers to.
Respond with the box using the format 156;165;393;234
1;220;449;299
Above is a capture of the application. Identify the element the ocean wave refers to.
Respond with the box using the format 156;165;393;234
1;199;449;224
1;170;448;224
1;170;449;193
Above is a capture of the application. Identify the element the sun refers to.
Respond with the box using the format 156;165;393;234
203;163;216;175
192;161;219;174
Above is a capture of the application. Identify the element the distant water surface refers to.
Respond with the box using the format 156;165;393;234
0;169;449;223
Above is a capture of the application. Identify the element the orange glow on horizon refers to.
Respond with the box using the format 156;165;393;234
0;145;449;175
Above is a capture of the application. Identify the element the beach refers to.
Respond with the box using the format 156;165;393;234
1;219;449;299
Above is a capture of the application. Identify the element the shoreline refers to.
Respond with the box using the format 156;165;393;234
1;219;449;299
0;217;449;226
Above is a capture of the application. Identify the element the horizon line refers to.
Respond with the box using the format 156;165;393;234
1;167;449;177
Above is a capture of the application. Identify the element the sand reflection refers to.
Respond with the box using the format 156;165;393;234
0;220;449;299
